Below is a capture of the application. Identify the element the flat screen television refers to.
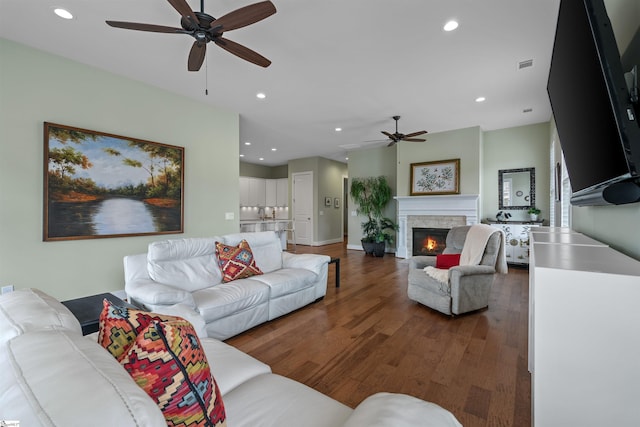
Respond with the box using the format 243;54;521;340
547;0;640;206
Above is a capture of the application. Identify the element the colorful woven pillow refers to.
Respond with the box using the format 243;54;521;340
97;299;184;360
436;253;461;270
121;319;226;427
215;239;263;282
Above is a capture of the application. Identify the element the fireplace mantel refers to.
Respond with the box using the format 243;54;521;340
394;194;479;258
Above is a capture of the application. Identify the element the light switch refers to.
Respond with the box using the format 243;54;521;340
225;212;234;220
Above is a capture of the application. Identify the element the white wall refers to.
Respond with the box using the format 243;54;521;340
0;39;240;300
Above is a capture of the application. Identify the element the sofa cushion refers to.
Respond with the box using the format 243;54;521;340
192;279;270;323
222;374;352;427
222;231;283;273
343;392;462;427
97;298;184;360
0;328;166;427
121;319;227;427
0;288;81;344
251;268;318;298
215;239;263;282
200;338;272;395
147;237;223;292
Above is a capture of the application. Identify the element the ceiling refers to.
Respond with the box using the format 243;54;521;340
0;0;560;166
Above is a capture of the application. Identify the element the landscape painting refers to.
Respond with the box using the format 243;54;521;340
44;122;184;241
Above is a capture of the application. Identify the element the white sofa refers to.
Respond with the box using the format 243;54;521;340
0;288;462;427
124;231;331;340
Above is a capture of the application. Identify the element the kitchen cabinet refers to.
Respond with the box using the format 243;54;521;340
239;177;288;207
276;178;288;207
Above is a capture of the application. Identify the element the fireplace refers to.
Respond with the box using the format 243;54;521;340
412;228;449;256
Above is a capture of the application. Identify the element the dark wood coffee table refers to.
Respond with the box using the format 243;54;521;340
62;293;136;335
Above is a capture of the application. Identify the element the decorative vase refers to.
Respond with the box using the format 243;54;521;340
530;213;539;221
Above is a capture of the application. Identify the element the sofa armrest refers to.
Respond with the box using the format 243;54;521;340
409;256;436;270
282;252;330;275
125;278;195;309
343;393;462;427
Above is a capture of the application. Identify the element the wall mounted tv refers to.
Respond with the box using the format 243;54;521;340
547;0;640;206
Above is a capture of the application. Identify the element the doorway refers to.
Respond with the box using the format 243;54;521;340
292;171;313;245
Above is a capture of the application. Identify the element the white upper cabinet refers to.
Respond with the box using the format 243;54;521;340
265;179;277;206
276;178;288;207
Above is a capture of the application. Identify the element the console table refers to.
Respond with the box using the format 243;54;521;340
486;221;541;265
62;293;135;335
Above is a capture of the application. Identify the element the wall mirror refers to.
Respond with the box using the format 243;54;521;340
498;167;535;210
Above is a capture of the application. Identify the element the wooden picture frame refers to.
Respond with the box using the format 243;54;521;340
43;122;184;241
410;158;460;195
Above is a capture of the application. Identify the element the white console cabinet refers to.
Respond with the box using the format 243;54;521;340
529;228;640;426
488;222;539;265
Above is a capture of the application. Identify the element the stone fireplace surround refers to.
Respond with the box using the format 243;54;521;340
395;195;479;259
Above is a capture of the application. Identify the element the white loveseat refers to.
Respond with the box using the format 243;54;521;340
0;288;462;427
124;231;330;340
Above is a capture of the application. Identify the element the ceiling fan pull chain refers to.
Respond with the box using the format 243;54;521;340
205;53;209;95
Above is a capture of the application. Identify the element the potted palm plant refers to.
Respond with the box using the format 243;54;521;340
350;176;399;257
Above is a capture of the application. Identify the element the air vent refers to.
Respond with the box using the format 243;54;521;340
518;59;534;70
523;108;533;113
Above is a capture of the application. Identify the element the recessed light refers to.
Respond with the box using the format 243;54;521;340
259;157;264;161
271;148;277;151
444;20;458;31
54;8;73;19
240;154;245;157
475;96;486;103
244;142;251;145
335;127;342;132
345;157;349;161
256;92;266;99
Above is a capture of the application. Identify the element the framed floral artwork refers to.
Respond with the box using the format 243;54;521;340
410;159;460;195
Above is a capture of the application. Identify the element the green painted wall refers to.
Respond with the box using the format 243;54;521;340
0;39;240;300
239;162;288;179
482;123;550;222
347;146;397;249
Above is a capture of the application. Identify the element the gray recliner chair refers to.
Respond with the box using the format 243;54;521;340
407;225;505;316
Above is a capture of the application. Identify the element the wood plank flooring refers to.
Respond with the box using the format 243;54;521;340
226;243;531;427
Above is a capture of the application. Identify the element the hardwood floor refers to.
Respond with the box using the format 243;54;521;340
226;242;531;427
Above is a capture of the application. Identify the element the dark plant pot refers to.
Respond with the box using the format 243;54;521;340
362;240;385;257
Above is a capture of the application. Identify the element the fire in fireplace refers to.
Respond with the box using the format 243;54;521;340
412;228;449;256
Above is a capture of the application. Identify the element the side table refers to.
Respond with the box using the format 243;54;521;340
62;293;135;335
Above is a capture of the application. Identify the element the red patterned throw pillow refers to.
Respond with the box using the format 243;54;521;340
120;319;226;427
97;299;184;360
436;253;461;270
215;239;263;282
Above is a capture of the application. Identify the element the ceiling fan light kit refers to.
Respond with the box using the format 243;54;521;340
106;0;276;71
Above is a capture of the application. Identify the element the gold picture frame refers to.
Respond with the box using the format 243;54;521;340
410;159;460;195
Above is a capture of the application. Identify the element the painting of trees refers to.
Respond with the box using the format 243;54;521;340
44;122;184;240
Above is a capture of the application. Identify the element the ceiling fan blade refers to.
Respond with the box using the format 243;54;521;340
404;130;428;138
106;21;185;33
381;131;394;138
403;138;427;142
387;141;397;147
210;1;276;33
166;0;200;26
188;41;206;71
214;37;271;67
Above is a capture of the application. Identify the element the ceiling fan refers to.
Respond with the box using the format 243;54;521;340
381;116;428;146
106;0;276;71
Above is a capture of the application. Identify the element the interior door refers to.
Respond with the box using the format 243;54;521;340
292;171;313;245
